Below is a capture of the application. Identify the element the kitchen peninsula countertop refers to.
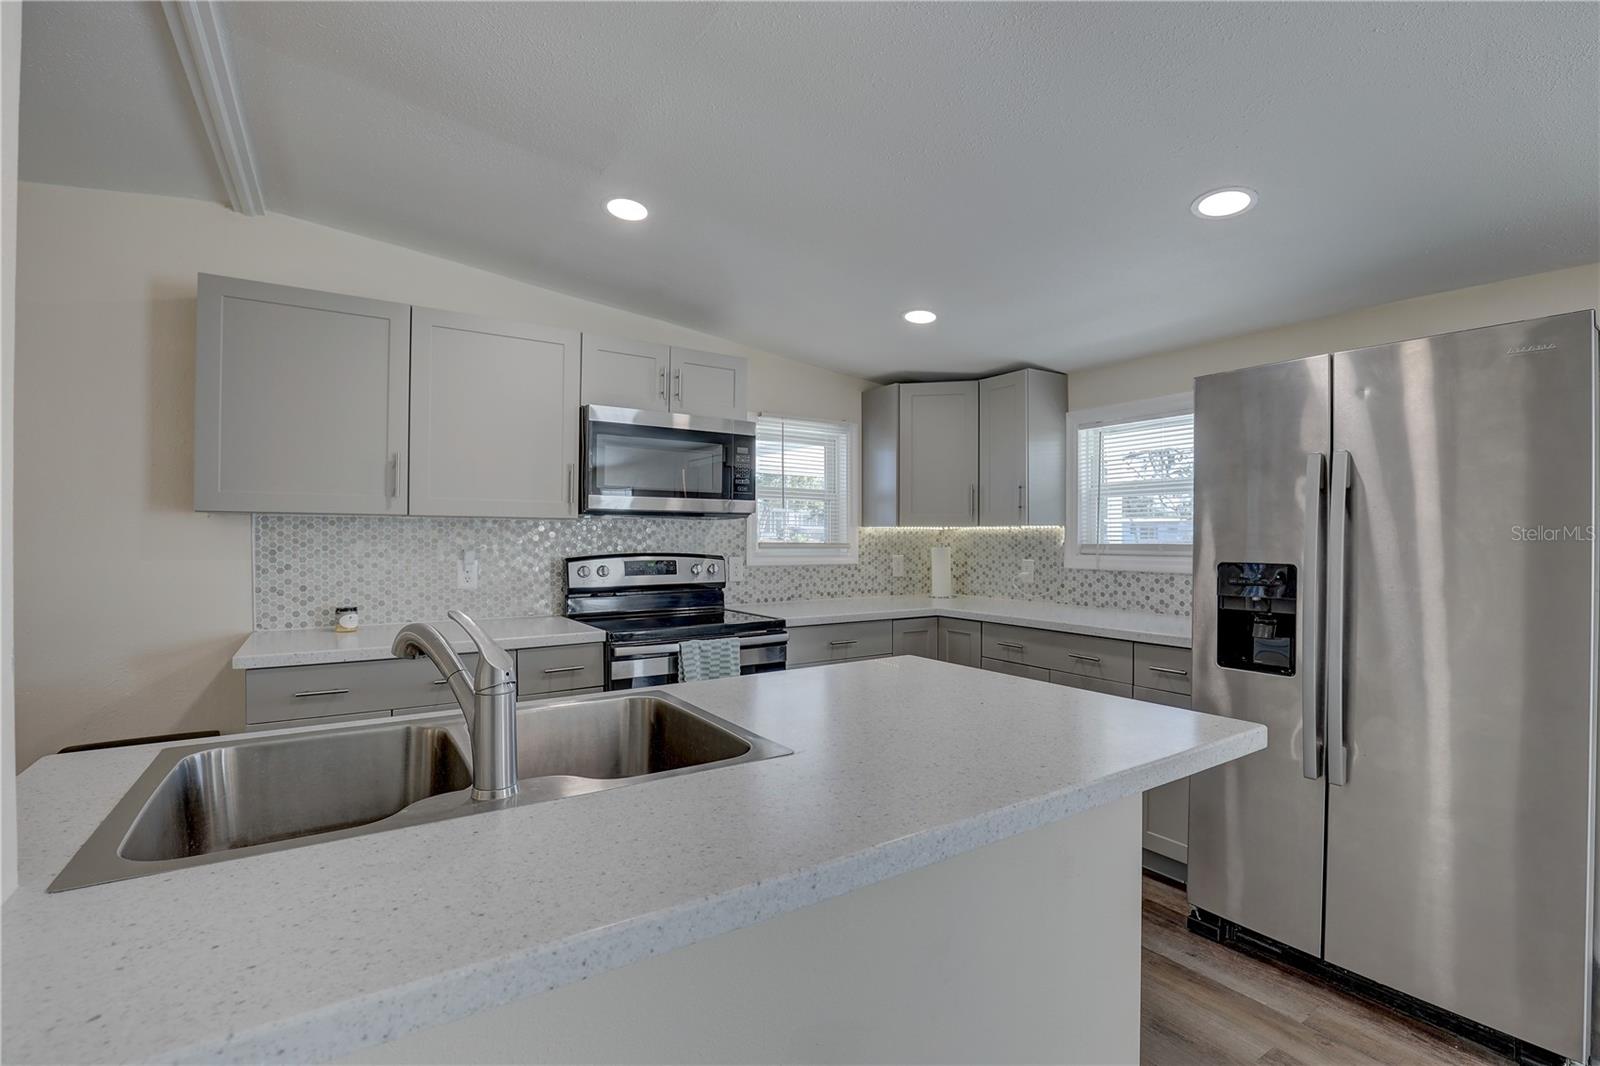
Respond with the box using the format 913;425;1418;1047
733;595;1193;648
232;614;605;669
4;657;1259;1063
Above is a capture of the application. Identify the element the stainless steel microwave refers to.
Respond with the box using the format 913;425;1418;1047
580;405;757;516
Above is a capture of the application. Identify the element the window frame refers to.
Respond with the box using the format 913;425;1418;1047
1063;392;1195;573
746;413;860;567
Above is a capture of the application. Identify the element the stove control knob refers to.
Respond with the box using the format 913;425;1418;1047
596;565;610;578
576;565;591;579
690;563;703;576
706;562;719;576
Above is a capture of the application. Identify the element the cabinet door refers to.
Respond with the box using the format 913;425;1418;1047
580;334;669;411
938;618;982;667
669;347;749;420
1134;686;1192;863
409;308;580;517
195;274;410;514
979;371;1028;526
1047;670;1132;698
899;381;979;526
982;657;1049;681
891;618;938;659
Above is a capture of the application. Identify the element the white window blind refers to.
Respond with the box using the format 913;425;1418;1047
1076;411;1195;552
755;415;853;549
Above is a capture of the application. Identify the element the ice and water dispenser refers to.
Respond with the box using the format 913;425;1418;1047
1215;562;1297;675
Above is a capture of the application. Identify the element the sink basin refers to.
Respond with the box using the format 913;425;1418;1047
120;723;471;861
514;695;753;780
50;691;789;892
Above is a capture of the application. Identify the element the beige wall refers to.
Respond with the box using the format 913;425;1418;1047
13;181;868;768
1067;263;1600;409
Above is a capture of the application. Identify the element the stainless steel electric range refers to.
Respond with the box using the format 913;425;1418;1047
564;553;787;689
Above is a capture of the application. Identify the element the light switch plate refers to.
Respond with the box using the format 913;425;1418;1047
1020;558;1035;583
891;554;905;577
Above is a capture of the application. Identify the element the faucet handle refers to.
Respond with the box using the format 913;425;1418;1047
448;609;517;691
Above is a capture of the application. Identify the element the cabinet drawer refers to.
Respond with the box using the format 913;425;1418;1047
1133;685;1191;710
787;621;894;665
1047;670;1132;698
245;657;464;725
891;617;939;659
246;709;391;732
982;623;1133;684
981;657;1049;681
1134;643;1193;695
516;644;605;696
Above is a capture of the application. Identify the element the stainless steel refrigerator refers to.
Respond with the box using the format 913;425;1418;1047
1188;309;1599;1062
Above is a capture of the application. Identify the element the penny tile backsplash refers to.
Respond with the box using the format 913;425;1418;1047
253;515;1192;630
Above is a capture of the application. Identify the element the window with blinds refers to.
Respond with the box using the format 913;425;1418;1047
1075;411;1195;553
753;415;854;552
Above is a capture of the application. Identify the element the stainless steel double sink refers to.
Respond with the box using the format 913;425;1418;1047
51;691;791;892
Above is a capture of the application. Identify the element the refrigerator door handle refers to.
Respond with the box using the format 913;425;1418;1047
1326;449;1352;786
1301;453;1326;780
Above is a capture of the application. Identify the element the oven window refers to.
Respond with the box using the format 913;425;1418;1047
590;427;728;498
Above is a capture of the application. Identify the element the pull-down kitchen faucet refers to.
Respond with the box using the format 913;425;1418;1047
393;609;518;801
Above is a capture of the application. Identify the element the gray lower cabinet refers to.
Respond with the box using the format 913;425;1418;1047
409;308;581;518
244;642;601;730
891;617;938;658
1048;670;1132;697
982;622;1134;686
981;657;1048;681
937;618;982;667
195;274;411;515
788;621;894;666
1135;685;1192;865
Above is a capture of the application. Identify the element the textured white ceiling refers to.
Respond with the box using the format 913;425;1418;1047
19;2;1600;380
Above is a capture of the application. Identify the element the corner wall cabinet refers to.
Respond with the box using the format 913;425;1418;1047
862;368;1066;528
579;336;749;421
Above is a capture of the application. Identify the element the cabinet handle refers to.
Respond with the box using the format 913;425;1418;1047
386;453;398;498
542;664;586;674
673;368;682;403
1147;666;1189;677
1017;483;1024;516
1067;652;1102;664
995;641;1025;651
659;366;667;400
828;639;858;647
292;688;350;699
899;628;928;635
567;464;575;507
969;484;976;521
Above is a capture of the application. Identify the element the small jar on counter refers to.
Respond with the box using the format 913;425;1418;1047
334;606;361;633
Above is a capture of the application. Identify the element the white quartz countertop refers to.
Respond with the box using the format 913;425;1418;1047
232;614;605;669
734;595;1193;648
3;658;1261;1064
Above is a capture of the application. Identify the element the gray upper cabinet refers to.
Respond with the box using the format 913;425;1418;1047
195;274;411;514
899;381;980;526
580;334;669;412
409;308;580;518
669;347;748;420
979;369;1067;526
861;384;900;526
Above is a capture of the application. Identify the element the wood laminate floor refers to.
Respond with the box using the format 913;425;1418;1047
1140;876;1511;1066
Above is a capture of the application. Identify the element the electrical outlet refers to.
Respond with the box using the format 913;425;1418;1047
891;554;905;577
457;549;480;590
729;556;745;583
1020;558;1036;584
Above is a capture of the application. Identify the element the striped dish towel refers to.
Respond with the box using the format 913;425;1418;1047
678;637;742;682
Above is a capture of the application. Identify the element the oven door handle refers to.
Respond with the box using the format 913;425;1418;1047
612;632;788;658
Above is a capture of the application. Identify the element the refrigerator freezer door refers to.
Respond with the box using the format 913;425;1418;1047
1189;353;1331;956
1325;311;1597;1061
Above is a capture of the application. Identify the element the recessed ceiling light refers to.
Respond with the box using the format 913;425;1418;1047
1191;187;1257;219
903;309;937;325
605;198;649;222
